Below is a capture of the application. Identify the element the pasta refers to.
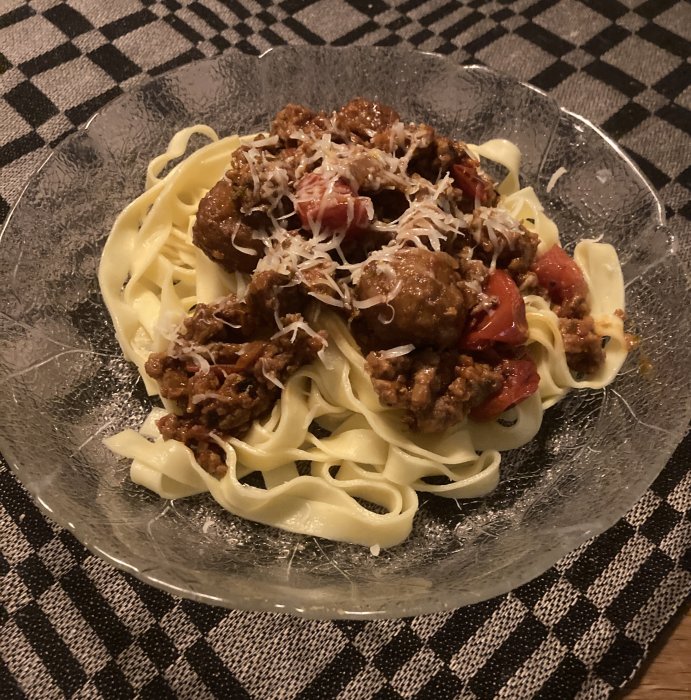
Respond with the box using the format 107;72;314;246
99;113;627;549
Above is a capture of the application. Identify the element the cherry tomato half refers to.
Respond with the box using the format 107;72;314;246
470;358;540;421
461;269;528;350
295;173;371;236
452;162;492;205
532;245;587;304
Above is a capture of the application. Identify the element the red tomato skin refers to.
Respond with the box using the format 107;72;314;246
470;358;540;421
532;245;587;304
461;270;528;350
452;163;491;205
295;173;371;235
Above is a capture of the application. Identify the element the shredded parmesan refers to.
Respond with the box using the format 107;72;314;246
546;166;567;193
230;229;259;256
212;313;241;329
191;391;225;404
233;116;494;306
352;280;403;310
261;363;285;390
307;290;345;308
185;352;210;374
271;318;324;344
377;304;395;324
377;344;415;359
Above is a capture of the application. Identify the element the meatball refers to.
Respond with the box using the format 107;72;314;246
352;248;470;351
192;179;266;274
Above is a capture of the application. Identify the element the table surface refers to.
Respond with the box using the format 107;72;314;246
1;2;689;699
623;605;691;699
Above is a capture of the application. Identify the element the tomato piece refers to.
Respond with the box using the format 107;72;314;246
532;245;587;304
452;162;492;205
461;270;528;350
295;173;371;235
470;358;540;421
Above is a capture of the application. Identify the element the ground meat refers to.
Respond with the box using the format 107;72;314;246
559;316;605;376
271;103;325;145
352;248;471;351
340;227;396;264
192;178;267;274
367;188;409;222
156;414;227;478
455;247;490;312
366;349;502;432
146;318;325;475
145;353;189;400
244;269;307;326
516;270;547;296
336;98;400;141
180;295;252;346
404;130;498;209
505;228;540;279
462;212;539;281
223;146;258;212
273;99;400;148
554;294;589;320
407;128;463;180
161;99;574;459
298;261;342;301
520;279;605;378
178;270;307;346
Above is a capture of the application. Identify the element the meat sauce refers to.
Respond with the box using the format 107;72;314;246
153;99;605;474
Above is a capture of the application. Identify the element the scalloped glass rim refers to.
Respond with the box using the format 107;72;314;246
1;47;688;619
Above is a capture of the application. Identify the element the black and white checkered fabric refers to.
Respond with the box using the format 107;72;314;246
1;1;689;698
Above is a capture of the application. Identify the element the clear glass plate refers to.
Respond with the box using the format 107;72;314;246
1;47;688;618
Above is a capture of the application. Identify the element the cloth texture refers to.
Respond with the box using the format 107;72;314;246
1;1;689;698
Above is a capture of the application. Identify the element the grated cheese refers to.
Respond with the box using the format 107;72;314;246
186;352;211;374
307;290;345;308
261;361;285;390
191;391;225;404
377;304;395;324
230;229;258;256
352;280;403;310
377;344;415;359
546;166;567;193
221;108;531;329
271;318;325;345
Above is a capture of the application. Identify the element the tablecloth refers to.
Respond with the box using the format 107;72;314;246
1;1;689;698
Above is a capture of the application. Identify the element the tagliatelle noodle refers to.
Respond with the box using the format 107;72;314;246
99;126;628;548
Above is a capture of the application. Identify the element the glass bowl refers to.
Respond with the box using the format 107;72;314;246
1;47;688;618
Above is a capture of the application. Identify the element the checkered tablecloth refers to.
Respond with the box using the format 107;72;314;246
1;1;689;698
